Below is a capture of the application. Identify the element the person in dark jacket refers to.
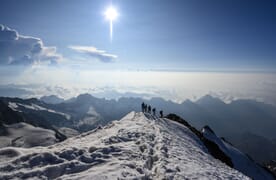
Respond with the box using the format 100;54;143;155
152;108;156;116
144;104;148;113
141;102;145;112
160;110;163;118
148;105;151;114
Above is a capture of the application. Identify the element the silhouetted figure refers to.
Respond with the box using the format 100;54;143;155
160;110;163;118
144;104;148;112
148;105;151;114
141;102;145;112
152;108;156;116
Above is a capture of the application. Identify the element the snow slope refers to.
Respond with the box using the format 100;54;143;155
8;102;71;120
202;126;274;180
0;112;249;179
0;123;58;148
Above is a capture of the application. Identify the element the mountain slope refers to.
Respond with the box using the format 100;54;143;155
0;122;59;148
0;112;249;179
0;100;66;148
202;126;274;180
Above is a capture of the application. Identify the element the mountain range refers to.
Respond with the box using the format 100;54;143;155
0;94;276;164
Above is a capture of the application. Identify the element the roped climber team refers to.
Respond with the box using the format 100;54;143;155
141;102;163;118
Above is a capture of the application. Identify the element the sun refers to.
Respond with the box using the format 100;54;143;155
104;6;119;42
104;6;118;21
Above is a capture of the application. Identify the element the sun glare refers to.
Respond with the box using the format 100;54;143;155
105;6;118;21
104;6;118;42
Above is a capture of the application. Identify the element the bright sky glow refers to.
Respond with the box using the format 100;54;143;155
104;6;118;41
0;0;275;104
0;1;275;70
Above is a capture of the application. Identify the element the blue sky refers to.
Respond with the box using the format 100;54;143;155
0;0;275;71
0;0;276;104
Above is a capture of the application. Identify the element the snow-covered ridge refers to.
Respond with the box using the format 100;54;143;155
0;112;248;179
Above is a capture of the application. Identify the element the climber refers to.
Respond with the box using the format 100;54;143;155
141;102;145;112
148;105;151;114
152;108;156;116
144;104;148;113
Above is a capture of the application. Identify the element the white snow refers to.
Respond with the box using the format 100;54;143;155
8;102;71;120
77;106;102;127
86;106;101;116
7;102;21;112
202;127;274;180
59;127;80;138
0;123;58;148
0;112;249;179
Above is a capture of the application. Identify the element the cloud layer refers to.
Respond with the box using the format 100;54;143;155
69;46;117;63
0;24;61;66
1;69;276;106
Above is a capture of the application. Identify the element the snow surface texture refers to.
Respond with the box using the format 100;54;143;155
58;127;80;138
202;127;274;180
0;112;249;179
0;123;58;148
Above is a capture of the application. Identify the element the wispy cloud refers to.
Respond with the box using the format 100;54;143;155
68;46;117;63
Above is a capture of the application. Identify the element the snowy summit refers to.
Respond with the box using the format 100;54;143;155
0;112;270;179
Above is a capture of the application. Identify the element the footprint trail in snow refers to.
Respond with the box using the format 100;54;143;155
0;112;249;179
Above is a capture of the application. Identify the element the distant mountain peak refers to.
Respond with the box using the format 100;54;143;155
196;95;225;105
76;93;96;102
181;99;196;106
40;95;64;104
77;93;94;99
